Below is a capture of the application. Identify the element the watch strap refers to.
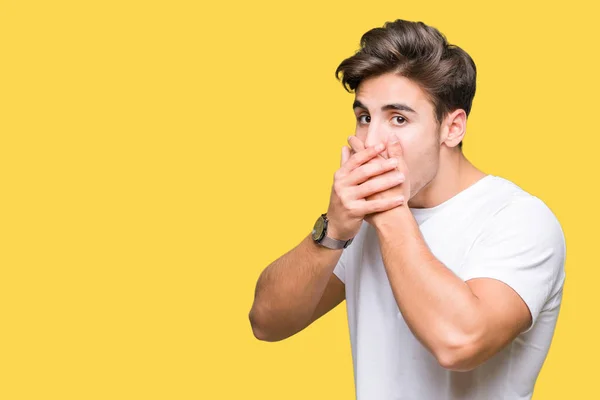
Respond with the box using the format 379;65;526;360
319;234;354;249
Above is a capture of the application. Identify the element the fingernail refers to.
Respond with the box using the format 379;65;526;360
389;134;400;144
375;143;385;151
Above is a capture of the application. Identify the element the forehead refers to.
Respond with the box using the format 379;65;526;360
355;73;433;112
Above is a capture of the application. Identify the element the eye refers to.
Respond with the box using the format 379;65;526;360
392;116;406;125
357;115;370;124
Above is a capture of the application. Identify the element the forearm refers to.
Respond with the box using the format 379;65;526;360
249;233;343;340
375;207;482;365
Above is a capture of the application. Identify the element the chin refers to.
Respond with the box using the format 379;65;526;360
406;191;421;208
406;179;430;208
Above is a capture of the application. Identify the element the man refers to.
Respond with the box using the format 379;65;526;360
249;19;566;400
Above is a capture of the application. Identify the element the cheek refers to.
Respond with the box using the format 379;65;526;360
395;126;424;152
396;133;419;161
402;137;438;176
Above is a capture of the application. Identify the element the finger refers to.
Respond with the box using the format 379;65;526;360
348;135;366;153
387;133;406;162
348;135;387;160
341;146;351;167
352;170;406;199
343;157;399;186
340;143;386;175
353;196;405;215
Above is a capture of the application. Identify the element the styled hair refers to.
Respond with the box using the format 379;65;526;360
335;19;477;149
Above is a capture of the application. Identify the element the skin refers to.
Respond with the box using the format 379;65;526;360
250;71;532;373
335;72;532;371
350;71;483;210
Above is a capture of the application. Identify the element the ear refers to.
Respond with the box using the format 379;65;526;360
440;109;467;149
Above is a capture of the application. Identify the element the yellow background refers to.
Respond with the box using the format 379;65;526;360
1;1;598;398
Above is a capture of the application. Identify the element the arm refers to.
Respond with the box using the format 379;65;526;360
350;134;562;372
373;206;531;372
250;142;407;342
249;233;345;342
350;135;564;371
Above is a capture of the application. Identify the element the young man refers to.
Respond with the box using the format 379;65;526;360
249;19;566;400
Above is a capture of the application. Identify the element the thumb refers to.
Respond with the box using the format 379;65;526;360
387;133;404;159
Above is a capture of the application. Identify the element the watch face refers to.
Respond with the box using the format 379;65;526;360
311;216;326;241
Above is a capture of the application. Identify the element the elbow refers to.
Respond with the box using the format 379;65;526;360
249;319;269;342
436;349;479;372
433;329;484;372
248;306;283;342
249;307;271;341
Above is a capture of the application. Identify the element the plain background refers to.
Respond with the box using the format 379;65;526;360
1;0;599;398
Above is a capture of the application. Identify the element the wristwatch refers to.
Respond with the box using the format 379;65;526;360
311;213;354;250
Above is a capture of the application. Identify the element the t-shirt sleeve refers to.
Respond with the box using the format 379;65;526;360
333;246;349;284
459;196;566;333
332;221;366;284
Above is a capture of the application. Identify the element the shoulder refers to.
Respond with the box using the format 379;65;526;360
460;180;567;324
489;180;564;243
473;181;567;291
481;176;565;243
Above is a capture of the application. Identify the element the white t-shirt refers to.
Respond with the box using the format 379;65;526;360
333;174;566;400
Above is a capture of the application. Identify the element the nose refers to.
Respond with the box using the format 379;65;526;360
364;124;390;159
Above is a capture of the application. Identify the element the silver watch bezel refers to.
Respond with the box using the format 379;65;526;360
312;213;353;249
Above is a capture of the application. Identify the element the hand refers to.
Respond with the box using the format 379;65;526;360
347;134;411;226
324;140;407;240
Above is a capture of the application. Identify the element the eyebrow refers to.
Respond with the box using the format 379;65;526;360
352;99;417;114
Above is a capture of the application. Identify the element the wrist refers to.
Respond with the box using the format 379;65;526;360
312;213;355;249
325;223;354;241
322;213;355;241
372;205;412;231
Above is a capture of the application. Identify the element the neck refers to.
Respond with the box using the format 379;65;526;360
407;146;486;209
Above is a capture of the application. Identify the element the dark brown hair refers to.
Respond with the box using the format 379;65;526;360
335;19;477;149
